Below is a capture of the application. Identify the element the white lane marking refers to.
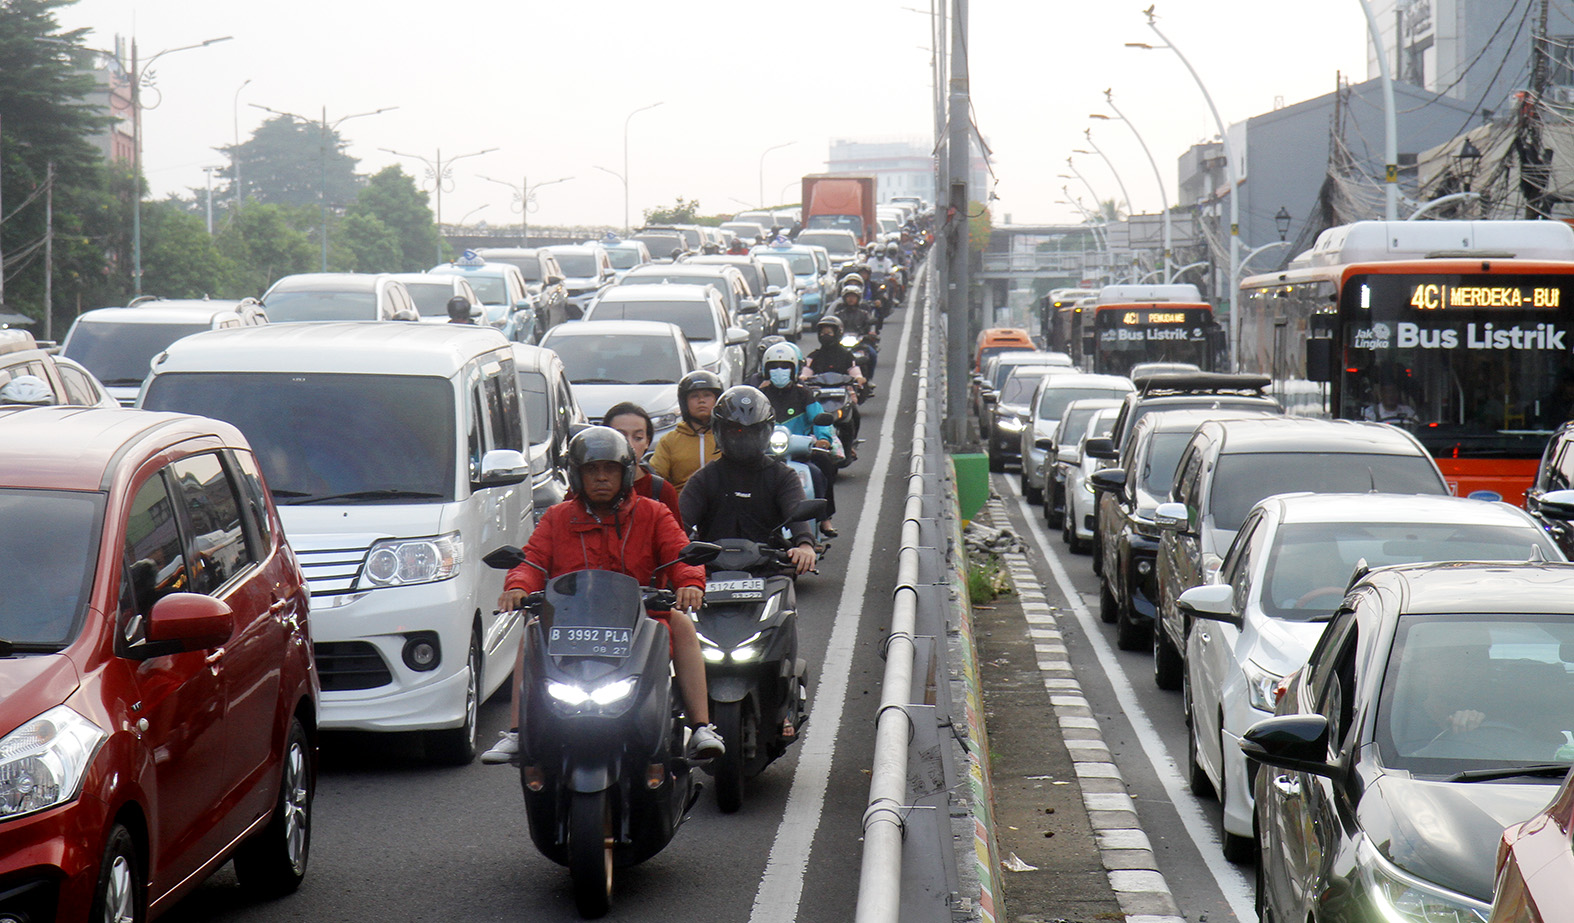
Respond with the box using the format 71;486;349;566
1002;475;1256;923
747;305;916;923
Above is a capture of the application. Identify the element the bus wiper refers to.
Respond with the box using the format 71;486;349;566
1443;762;1570;783
291;489;446;505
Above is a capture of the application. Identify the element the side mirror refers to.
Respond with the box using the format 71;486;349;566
1034;437;1054;451
982;392;999;405
514;298;533;311
738;299;761;314
476;449;530;488
1536;489;1574;520
146;593;233;651
679;541;724;565
546;275;566;286
1089;469;1126;493
725;326;750;346
813;412;835;426
766;286;782;298
789;498;830;522
1154;502;1191;533
483;545;528;569
1240;714;1337;777
1084;436;1118;460
1177;584;1240;627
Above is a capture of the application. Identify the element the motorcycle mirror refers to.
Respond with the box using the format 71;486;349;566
813;412;835;426
787;498;829;523
678;541;724;565
482;545;528;569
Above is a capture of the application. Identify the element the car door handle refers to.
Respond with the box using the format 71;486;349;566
205;647;226;669
1272;774;1301;798
268;599;289;616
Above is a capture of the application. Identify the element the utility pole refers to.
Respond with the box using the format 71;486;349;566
0;115;7;309
1521;0;1553;219
44;162;54;339
203;165;220;234
945;0;971;445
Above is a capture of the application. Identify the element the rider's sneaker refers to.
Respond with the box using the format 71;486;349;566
690;724;726;759
481;730;519;764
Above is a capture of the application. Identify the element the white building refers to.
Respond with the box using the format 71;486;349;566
825;137;988;206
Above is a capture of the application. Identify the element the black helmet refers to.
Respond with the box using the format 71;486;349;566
446;295;473;322
566;425;637;502
712;386;776;461
816;315;844;338
677;370;725;425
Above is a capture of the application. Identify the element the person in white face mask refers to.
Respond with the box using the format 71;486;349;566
755;343;839;536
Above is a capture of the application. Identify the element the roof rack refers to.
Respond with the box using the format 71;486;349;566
1132;372;1272;396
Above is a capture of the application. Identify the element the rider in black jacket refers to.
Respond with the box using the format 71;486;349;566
803;315;866;384
679;386;818;575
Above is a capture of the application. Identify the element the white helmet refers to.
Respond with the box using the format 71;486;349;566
761;341;801;377
0;375;54;406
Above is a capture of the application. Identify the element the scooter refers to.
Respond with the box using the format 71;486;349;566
840;330;879;390
806;372;861;453
694;498;827;812
482;542;721;919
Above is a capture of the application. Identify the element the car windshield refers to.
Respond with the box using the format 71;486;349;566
1376;615;1574;774
403;281;466;316
517;370;552;445
760;262;790;288
450;274;506;305
1209;452;1444;532
607;248;643;270
1140;431;1193;496
1262;522;1554;621
554;253;596;277
588;300;714;342
633;233;685;256
1000;371;1055;404
796;233;856;256
1037;387;1131;421
760;251;814;274
63;321;210;386
482;254;541;282
142;372;456;504
264;290;378;322
0;488;103;648
546;333;683;385
991;357;1051;390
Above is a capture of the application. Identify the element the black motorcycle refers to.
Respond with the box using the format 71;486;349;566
483;542;721;918
695;500;826;812
806;371;861;453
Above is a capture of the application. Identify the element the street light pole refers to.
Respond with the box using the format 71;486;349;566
758;141;794;207
1135;11;1245;366
1354;0;1400;220
1076;133;1134;218
381;145;499;264
480;173;573;246
1094;92;1171;283
621;102;664;234
233;77;250;217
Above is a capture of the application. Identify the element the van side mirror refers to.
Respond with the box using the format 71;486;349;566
476;449;530;488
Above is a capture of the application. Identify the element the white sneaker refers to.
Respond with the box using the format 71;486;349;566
689;724;726;759
481;730;519;764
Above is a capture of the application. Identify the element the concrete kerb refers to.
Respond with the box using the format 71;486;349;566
983;497;1187;923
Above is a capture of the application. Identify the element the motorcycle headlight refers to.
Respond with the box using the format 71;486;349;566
547;681;589;706
769;428;791;457
361;532;463;588
758;596;783;623
840;334;858;348
731;630;766;663
547;679;638;708
699;635;726;663
0;706;107;820
1358;836;1489;923
1242;660;1285;713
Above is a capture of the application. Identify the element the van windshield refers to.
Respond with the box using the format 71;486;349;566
143;372;456;504
546;334;684;385
0;488;103;648
264;290;378;323
64;321;210;386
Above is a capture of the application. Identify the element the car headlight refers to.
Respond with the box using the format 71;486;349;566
0;706;107;820
1242;660;1285;713
1133;515;1160;540
651;411;680;431
996;416;1025;434
547;678;638;708
1358;836;1489;923
361;532;463;588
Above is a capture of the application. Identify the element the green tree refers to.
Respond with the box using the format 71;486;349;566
139;198;236;298
0;0;123;323
968;200;993;253
336;213;399;272
344;167;440;270
643;197;701;225
213;201;316;296
218;115;361;210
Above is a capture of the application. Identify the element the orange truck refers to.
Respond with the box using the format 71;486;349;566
801;174;878;245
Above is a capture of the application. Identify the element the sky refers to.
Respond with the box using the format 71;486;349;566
56;0;1371;230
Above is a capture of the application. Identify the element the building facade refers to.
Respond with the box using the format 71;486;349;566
825;137;988;206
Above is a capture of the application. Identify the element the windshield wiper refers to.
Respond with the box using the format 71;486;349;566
574;378;630;385
1443;762;1571;783
269;488;314;498
290;489;446;505
98;378;146;387
637;379;675;384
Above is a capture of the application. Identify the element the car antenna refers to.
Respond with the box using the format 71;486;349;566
1367;466;1377;493
1529;545;1548;564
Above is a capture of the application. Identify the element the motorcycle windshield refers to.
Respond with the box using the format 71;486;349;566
544;570;645;633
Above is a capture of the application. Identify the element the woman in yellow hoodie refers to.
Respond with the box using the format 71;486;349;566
650;370;724;489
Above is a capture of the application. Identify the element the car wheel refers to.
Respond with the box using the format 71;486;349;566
1090;532;1103;575
1099;579;1119;625
1115;594;1147;651
1219;733;1256;864
234;717;313;895
1153;623;1183;690
92;824;144;923
569;790;614;918
1184;676;1214;797
1023;472;1043;505
425;633;481;765
1055;495;1069;539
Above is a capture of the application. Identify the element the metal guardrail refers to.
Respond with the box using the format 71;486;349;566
855;261;975;922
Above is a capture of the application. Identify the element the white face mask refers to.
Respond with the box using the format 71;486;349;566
768;368;793;388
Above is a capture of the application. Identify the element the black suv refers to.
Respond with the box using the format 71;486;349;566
1524;421;1574;556
1092;408;1278;650
475;247;573;330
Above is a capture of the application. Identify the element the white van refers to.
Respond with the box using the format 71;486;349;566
139;322;533;763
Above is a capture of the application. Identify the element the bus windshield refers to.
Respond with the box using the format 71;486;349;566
1092;306;1217;376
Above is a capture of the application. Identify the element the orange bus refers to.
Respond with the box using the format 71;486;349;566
1237;219;1574;504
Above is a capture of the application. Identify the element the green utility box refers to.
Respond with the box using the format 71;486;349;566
951;453;990;523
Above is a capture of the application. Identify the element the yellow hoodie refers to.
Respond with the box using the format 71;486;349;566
650;421;722;490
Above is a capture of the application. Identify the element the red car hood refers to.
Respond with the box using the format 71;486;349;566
0;654;83;733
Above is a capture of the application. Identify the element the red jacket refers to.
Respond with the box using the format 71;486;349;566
504;493;703;594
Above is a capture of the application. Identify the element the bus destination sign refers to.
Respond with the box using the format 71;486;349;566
1348;274;1574;313
1103;308;1206;326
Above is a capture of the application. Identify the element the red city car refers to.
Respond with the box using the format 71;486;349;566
1492;766;1574;923
0;407;317;921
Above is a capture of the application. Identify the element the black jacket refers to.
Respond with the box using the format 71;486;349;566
808;343;858;376
679;456;814;548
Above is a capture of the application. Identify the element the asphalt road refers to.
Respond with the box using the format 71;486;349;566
989;470;1257;923
160;305;922;923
